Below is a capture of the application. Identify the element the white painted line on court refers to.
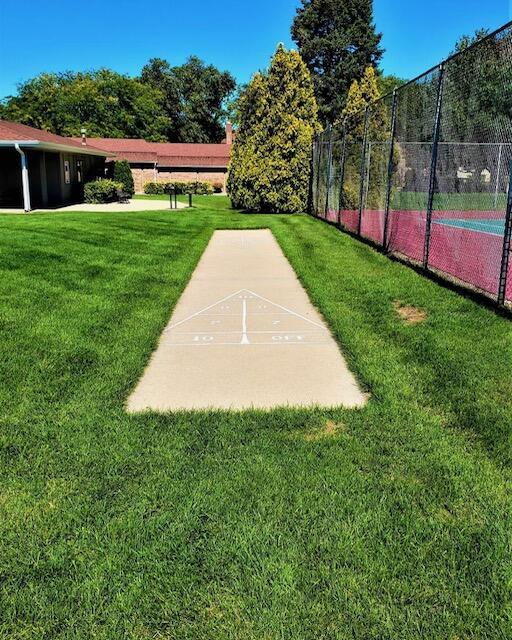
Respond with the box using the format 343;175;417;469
241;298;249;344
166;288;326;336
243;289;326;329
166;289;245;330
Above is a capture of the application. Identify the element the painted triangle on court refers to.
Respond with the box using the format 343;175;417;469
166;288;327;333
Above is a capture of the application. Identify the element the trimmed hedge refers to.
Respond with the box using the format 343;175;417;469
113;160;135;196
84;179;123;204
143;181;214;196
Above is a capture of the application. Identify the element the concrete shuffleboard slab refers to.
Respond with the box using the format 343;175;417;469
127;229;367;411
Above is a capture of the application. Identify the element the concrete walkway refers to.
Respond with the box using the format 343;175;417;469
127;229;367;411
0;199;185;214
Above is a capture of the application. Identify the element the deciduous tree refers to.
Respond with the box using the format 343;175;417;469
0;70;168;140
140;56;236;143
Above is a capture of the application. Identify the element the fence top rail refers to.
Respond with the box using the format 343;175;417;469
377;20;512;103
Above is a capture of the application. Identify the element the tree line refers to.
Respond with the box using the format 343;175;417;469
0;0;392;145
0;56;236;143
2;0;495;213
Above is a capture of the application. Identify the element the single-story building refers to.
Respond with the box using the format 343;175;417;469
79;123;234;193
0;120;109;211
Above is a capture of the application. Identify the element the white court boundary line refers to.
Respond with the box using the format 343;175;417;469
434;218;505;237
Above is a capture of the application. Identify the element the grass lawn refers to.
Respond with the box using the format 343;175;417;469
1;196;511;639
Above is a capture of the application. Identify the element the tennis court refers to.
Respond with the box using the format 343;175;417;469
436;216;505;235
310;22;512;307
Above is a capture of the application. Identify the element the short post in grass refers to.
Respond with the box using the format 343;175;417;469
497;161;512;306
188;192;192;208
357;106;371;237
423;62;445;270
169;187;175;209
383;89;398;250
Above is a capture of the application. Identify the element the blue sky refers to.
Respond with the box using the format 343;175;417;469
0;0;510;99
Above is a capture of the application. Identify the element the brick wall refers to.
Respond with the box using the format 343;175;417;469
132;167;156;193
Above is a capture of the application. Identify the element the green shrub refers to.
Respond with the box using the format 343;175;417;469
167;182;188;195
191;181;214;195
212;182;224;193
144;180;214;195
84;179;123;204
113;160;134;196
144;182;165;195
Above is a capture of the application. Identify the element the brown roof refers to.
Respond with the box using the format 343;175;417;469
0;120;108;155
79;138;232;167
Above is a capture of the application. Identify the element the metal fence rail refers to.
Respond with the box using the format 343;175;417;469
309;21;512;309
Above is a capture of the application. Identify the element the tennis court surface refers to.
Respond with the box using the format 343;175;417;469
127;229;367;411
436;216;505;235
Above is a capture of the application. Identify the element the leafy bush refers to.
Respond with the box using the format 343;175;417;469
143;182;166;195
212;182;224;193
143;180;214;195
186;181;214;195
113;160;134;196
84;179;123;204
168;182;189;195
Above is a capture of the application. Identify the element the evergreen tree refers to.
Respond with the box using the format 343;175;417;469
227;45;320;213
291;0;383;124
227;74;268;211
340;66;394;208
377;73;405;98
113;160;135;196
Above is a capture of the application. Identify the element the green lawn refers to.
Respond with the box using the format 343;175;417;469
1;196;511;639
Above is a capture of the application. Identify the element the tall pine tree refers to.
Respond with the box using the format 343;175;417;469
291;0;383;124
227;45;320;213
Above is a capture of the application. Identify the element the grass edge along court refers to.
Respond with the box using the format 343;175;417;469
0;196;511;639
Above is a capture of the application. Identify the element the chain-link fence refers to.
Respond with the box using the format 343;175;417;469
309;21;512;308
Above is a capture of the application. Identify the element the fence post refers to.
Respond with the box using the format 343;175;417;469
324;125;334;218
423;63;445;270
494;143;503;209
497;162;512;306
357;106;371;237
337;123;347;228
383;89;398;249
314;133;324;216
307;139;316;215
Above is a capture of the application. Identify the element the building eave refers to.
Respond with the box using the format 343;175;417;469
0;140;110;157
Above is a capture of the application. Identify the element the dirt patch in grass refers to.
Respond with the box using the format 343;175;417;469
303;419;345;441
393;301;428;325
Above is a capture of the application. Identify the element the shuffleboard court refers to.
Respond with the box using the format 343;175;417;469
127;229;367;411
